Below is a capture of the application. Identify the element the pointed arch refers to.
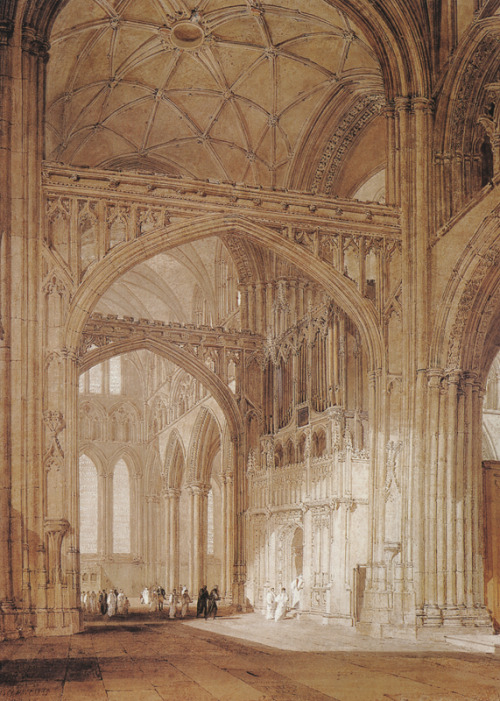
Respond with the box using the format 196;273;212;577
187;407;222;485
67;214;384;372
430;202;500;375
108;445;141;478
80;338;244;442
145;444;162;497
78;442;106;476
164;429;186;491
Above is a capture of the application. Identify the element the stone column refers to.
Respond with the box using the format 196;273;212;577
0;22;17;639
424;370;442;623
168;489;180;591
189;483;209;592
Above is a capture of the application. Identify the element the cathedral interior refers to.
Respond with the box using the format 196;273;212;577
2;0;500;648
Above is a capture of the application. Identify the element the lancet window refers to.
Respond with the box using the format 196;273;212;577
113;459;131;554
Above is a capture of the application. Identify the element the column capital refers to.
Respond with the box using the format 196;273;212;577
445;369;463;386
21;26;50;61
427;368;443;387
412;96;435;114
164;487;181;499
0;20;14;46
394;96;411;113
189;482;210;497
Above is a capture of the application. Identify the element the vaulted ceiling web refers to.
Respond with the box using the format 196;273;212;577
46;0;382;191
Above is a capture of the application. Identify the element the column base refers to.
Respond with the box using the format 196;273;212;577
0;601;21;640
34;607;83;636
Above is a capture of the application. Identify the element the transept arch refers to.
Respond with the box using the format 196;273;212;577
430;203;500;373
67;214;384;373
80;337;244;442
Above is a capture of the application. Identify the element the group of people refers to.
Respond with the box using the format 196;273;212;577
265;574;304;622
81;589;130;617
196;585;221;619
83;583;222;620
141;585;193;618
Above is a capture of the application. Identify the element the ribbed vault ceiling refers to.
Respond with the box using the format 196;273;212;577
46;0;383;190
95;238;218;322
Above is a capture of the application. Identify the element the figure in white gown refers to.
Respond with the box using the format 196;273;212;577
290;574;304;614
107;590;117;617
265;588;276;620
142;586;150;607
180;587;192;618
168;589;178;618
117;590;126;614
274;587;288;621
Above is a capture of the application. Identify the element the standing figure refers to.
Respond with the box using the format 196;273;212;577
206;585;220;619
274;587;288;621
290;574;304;615
117;589;126;615
142;586;150;607
99;590;107;615
158;585;165;611
90;590;97;614
168;588;178;618
196;585;209;618
107;589;117;617
180;587;192;618
265;587;276;620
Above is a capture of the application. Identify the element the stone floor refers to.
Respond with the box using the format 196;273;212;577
0;610;500;700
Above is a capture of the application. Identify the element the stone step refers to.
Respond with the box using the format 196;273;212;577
445;634;500;654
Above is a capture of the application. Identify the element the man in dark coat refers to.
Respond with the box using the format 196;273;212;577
99;590;107;615
206;585;220;619
196;585;209;618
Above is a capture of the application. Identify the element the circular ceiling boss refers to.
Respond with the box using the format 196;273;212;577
171;20;205;50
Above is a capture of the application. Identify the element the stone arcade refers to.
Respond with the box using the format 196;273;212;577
1;0;500;642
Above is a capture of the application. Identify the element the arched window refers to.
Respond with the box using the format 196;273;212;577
113;459;131;554
89;364;103;393
79;455;98;554
109;356;122;394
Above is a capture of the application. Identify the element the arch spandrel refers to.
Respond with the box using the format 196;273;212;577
66;214;384;372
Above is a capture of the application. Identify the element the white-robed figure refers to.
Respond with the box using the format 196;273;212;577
107;589;117;617
265;587;276;620
117;590;126;614
290;574;304;614
168;589;178;618
180;587;192;618
274;587;288;621
141;586;150;607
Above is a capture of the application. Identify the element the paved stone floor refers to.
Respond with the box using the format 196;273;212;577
0;610;499;700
